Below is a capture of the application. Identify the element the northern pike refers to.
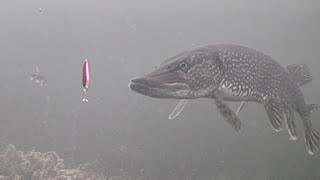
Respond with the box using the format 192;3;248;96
129;44;319;155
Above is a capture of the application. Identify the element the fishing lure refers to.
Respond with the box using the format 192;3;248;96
82;59;90;102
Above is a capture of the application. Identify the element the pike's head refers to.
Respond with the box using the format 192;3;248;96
129;48;224;99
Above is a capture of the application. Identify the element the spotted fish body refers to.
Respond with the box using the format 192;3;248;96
207;44;318;154
212;45;319;147
170;63;312;119
215;45;296;103
129;44;319;155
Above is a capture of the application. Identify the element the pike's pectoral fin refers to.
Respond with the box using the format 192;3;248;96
214;96;241;133
168;99;190;120
263;96;284;132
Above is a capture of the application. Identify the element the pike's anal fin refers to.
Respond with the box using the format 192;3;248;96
285;110;298;141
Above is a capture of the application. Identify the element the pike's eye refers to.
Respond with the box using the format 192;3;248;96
180;62;188;69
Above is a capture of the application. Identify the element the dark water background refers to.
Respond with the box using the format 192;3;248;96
0;0;320;179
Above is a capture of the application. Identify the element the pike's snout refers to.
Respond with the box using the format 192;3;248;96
129;76;160;90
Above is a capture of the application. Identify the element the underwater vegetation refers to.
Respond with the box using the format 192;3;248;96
0;144;138;180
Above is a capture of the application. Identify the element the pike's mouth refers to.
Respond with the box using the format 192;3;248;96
128;77;190;99
128;78;154;96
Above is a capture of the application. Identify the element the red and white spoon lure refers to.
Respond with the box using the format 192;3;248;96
82;59;90;102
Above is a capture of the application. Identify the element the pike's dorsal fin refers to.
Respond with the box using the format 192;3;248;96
286;64;313;86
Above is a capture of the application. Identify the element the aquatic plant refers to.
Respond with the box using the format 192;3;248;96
0;144;112;180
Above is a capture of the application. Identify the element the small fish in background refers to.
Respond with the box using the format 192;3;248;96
120;144;128;154
82;59;90;102
28;65;47;87
36;8;44;15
